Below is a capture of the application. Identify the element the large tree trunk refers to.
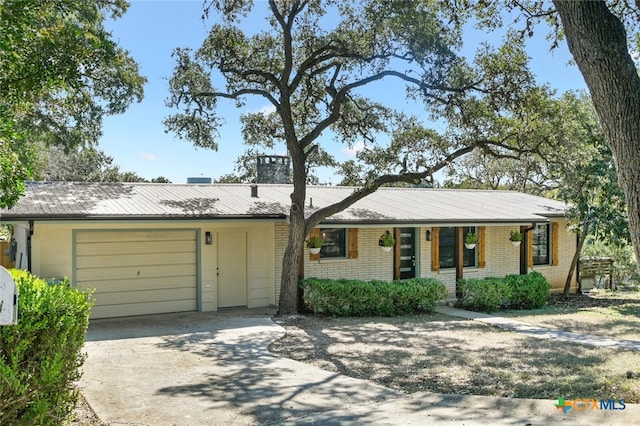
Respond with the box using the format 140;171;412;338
278;208;305;315
553;1;640;265
564;221;590;297
277;149;308;316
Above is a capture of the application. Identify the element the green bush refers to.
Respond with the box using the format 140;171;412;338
458;277;511;313
458;273;551;312
0;270;93;425
505;272;551;309
300;277;447;317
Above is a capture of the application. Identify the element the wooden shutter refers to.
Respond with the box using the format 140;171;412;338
552;222;559;266
348;228;358;259
478;226;486;268
431;228;440;271
309;228;320;261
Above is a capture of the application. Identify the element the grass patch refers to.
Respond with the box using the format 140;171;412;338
270;313;640;402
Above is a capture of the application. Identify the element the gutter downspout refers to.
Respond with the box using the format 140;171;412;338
520;223;537;275
27;220;34;273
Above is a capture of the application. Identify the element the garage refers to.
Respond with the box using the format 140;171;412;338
74;229;198;319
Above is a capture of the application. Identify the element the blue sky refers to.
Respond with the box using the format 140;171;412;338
100;0;588;184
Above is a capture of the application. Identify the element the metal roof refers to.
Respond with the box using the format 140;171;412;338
0;181;567;224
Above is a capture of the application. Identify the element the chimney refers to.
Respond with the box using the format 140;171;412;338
250;184;258;198
256;155;291;184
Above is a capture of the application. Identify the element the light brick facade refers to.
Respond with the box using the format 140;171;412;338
274;221;577;303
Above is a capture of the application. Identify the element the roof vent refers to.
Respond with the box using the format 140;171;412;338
250;184;258;198
186;177;212;184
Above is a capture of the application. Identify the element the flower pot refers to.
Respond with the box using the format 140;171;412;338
465;243;476;250
511;241;521;247
381;246;393;253
308;247;321;254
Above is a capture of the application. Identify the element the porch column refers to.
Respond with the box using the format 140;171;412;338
456;227;464;281
520;225;529;275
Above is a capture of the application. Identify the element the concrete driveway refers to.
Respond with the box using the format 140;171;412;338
80;310;638;425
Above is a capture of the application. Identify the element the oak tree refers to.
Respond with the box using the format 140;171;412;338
166;0;551;314
0;0;145;206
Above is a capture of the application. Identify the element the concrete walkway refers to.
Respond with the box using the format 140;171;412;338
435;306;640;351
79;309;639;425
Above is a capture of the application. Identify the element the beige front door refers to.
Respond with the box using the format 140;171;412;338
217;232;247;308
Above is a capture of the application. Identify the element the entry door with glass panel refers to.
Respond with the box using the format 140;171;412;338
394;228;416;280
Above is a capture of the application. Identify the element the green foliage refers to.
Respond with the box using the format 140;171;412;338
465;232;478;245
0;0;145;207
0;270;93;425
582;239;640;286
379;232;396;247
505;272;551;309
458;277;511;313
509;230;523;242
300;277;447;317
305;236;324;248
458;273;551;312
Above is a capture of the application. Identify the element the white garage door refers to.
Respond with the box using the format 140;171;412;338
75;230;197;319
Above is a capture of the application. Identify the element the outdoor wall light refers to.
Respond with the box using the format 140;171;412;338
426;230;432;241
205;231;213;245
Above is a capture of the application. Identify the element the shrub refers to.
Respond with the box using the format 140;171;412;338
300;277;447;317
505;272;551;309
458;277;511;313
0;270;93;425
458;273;551;312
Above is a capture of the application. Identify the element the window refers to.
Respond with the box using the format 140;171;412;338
319;228;346;258
439;226;476;269
533;224;550;265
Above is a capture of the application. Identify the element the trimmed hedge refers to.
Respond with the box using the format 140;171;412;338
505;272;551;309
457;277;510;313
300;277;447;317
0;270;93;425
457;272;551;313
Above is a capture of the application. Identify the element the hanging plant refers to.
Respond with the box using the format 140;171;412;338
464;232;477;249
379;231;395;252
306;235;323;254
510;230;523;247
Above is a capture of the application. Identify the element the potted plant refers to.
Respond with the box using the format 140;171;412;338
306;235;323;254
379;231;395;252
509;230;523;247
464;232;477;249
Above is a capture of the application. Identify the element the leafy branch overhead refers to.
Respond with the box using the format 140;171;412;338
165;0;569;314
0;0;146;208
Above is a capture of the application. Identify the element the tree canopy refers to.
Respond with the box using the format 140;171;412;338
166;0;563;314
0;0;145;207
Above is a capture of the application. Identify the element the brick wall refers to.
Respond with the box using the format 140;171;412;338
274;220;577;305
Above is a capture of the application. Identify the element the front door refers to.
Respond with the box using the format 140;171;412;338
217;232;247;308
394;228;416;280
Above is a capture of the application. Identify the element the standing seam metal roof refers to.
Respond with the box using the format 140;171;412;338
0;182;567;223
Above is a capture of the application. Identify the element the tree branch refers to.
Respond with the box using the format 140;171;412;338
194;89;279;108
304;144;479;232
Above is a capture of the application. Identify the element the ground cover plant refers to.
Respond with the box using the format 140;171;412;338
270;311;640;403
0;270;93;425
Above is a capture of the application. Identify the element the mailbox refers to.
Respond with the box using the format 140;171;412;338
0;266;17;325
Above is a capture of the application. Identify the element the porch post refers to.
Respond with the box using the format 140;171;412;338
456;227;464;281
520;225;528;275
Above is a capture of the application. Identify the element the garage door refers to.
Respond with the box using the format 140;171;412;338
75;230;197;319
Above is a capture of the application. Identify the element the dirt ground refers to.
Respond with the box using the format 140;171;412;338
269;307;640;402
